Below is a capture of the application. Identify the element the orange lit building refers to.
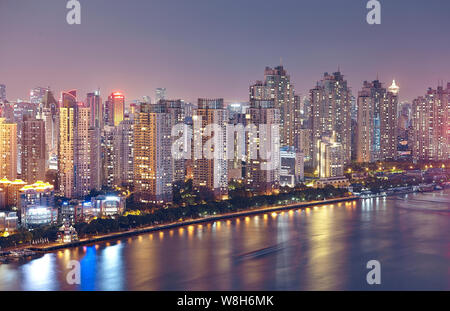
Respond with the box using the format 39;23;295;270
0;178;27;208
0;118;17;180
107;92;125;126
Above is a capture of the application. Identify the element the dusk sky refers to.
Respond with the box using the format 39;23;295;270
1;0;449;103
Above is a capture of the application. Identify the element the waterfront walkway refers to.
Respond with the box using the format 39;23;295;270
29;196;358;252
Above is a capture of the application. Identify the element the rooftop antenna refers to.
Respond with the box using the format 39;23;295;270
280;57;283;66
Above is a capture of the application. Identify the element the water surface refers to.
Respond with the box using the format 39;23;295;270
1;190;449;290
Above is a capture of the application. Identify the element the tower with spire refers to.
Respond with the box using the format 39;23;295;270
389;80;400;95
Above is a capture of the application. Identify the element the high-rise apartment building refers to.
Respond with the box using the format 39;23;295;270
134;103;173;204
87;90;103;129
102;125;119;189
11;101;38;174
0;84;6;102
40;90;59;169
58;90;77;198
21;117;46;183
250;66;297;147
193;98;228;200
155;88;167;103
356;86;373;162
30;87;49;105
89;127;102;192
106;92;125;126
0;118;17;180
356;80;398;162
58;91;93;198
74;103;91;198
158;100;186;185
310;71;352;170
412;83;449;161
380;82;398;160
117;116;134;188
244;99;280;195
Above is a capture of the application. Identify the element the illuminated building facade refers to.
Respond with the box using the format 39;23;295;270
102;125;120;188
158;100;186;184
87;90;103;129
91;195;126;217
412;83;449;161
356;80;398;162
245;99;280;195
74;103;91;197
0;179;26;208
58;91;94;198
89;127;102;191
310;71;352;169
317;135;344;179
106;92;125;126
20;181;55;227
134;103;173;204
193;99;228;200
280;146;304;187
250;66;298;147
356;85;374;162
58;90;77;198
21;117;46;183
0;211;18;232
0;118;17;180
40;90;59;170
114;116;134;188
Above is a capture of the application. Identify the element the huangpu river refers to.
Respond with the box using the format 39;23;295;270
1;189;449;291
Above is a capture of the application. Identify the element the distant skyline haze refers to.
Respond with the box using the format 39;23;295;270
1;0;449;103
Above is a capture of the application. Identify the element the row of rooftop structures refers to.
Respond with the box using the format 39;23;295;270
0;178;126;235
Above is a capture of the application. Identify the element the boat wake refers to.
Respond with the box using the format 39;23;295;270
234;243;285;262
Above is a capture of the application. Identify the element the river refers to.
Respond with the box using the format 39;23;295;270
1;190;449;290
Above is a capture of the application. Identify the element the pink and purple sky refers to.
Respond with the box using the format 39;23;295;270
0;0;449;103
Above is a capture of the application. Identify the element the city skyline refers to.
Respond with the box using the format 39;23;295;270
1;0;450;103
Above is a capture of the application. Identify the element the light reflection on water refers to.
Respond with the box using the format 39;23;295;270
1;190;449;291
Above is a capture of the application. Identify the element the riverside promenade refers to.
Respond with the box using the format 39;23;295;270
29;195;358;253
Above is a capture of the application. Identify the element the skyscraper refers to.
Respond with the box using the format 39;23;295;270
245;99;280;195
0;118;17;180
381;82;398;160
58;90;92;198
117;116;134;188
155;88;167;103
58;90;77;198
158;100;186;185
102;125;119;189
356;85;373;163
250;66;297;146
87;90;103;129
356;80;398;162
89;127;102;192
134;103;173;204
0;84;6;102
73;103;91;198
40;90;59;169
310;71;352;171
412;83;449;161
21;116;46;183
30;87;49;105
106;92;125;126
102;116;134;189
193;98;228;200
